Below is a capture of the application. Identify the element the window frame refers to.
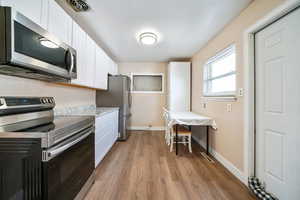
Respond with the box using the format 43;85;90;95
203;44;237;98
131;73;165;94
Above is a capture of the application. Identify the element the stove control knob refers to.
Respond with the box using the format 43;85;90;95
0;98;4;106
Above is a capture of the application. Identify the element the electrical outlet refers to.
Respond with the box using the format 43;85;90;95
227;104;232;112
238;88;244;97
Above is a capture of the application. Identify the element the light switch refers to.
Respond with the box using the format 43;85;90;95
227;104;232;112
202;102;207;109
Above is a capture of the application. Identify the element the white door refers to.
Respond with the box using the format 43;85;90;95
255;8;300;200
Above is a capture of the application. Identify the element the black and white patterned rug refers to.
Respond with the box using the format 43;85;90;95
248;176;278;200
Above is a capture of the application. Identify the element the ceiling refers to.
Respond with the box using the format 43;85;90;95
60;0;252;62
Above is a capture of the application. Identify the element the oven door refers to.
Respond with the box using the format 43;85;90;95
42;127;95;200
1;7;76;80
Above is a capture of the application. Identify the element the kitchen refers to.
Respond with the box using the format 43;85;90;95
0;0;300;200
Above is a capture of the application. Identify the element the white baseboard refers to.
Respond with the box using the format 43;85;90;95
128;126;165;131
192;135;247;185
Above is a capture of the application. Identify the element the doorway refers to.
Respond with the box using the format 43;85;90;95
252;6;300;200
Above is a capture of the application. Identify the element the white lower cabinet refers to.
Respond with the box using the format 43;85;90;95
95;110;119;167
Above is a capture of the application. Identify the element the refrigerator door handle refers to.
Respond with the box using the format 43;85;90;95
128;93;132;108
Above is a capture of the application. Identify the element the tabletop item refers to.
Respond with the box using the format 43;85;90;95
168;111;217;129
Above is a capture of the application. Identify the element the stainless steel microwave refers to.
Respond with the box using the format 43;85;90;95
0;7;77;82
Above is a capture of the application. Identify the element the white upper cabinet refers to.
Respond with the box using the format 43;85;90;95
37;0;71;46
94;46;108;90
71;22;87;86
107;57;118;76
1;0;43;27
47;0;72;45
84;35;96;87
167;62;191;112
113;62;118;75
1;0;113;89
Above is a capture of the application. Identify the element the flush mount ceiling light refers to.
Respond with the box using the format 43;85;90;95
139;32;158;45
39;38;59;49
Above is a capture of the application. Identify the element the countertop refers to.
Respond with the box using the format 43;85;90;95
93;107;119;117
54;105;119;118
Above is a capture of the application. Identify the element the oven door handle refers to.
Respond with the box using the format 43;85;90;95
44;129;93;161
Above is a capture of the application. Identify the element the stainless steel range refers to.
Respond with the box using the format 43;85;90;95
0;97;95;200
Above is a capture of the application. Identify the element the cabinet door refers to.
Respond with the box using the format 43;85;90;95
71;22;87;86
113;62;118;75
94;111;119;167
1;0;43;26
107;57;114;75
168;62;191;111
94;46;108;90
107;57;118;76
109;59;118;75
106;56;112;75
47;0;72;45
111;110;119;140
84;35;96;87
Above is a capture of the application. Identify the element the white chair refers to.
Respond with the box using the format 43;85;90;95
169;125;192;153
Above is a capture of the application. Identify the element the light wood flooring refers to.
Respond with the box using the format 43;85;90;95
84;131;255;200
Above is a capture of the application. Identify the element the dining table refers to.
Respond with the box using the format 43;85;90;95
168;111;217;156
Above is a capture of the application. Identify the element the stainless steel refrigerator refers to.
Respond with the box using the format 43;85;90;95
96;75;132;141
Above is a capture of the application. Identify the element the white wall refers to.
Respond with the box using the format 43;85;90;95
0;75;95;109
191;0;285;173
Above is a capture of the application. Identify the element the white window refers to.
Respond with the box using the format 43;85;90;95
131;73;164;93
203;45;236;97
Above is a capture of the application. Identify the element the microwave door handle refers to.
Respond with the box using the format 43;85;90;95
68;49;75;74
45;129;92;161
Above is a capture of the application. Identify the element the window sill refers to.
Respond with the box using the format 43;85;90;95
201;96;237;102
131;91;164;94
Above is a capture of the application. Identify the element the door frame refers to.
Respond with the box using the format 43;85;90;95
243;0;300;182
